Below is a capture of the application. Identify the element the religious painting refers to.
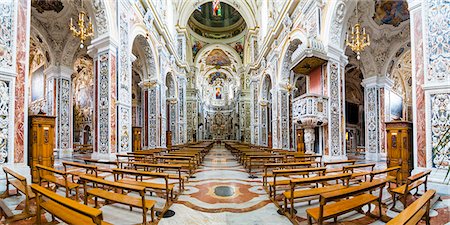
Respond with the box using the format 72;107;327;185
206;49;231;66
390;92;403;120
192;40;204;58
208;72;226;85
215;87;222;99
373;0;409;27
232;41;244;60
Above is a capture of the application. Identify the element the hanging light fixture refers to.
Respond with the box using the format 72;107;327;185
69;1;94;48
345;1;370;60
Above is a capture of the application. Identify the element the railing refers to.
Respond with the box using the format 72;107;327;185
292;94;328;127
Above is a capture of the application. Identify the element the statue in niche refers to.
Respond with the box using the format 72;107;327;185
215;87;222;99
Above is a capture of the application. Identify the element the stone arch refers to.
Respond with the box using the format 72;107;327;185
131;34;158;81
323;0;357;49
130;24;159;80
259;74;272;101
177;0;257;30
277;30;307;82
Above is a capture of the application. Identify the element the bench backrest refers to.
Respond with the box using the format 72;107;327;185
324;160;356;166
79;174;146;194
36;164;66;176
62;161;98;176
273;167;327;177
112;168;169;180
320;179;386;203
290;173;351;187
343;163;376;173
403;170;431;195
3;167;26;182
31;184;103;224
386;189;436;225
369;166;401;182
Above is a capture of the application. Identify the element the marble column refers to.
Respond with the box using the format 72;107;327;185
361;76;392;161
304;128;315;154
178;77;187;144
88;37;118;159
324;59;346;160
250;78;259;145
167;98;179;145
278;85;290;150
142;80;161;148
259;100;268;146
45;65;73;158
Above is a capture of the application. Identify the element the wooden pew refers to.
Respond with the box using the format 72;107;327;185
0;167;35;221
387;189;436;225
63;161;103;182
263;161;317;187
116;154;147;168
132;162;186;192
79;175;156;224
30;184;111;225
247;155;285;178
343;163;376;182
269;167;328;199
324;160;356;173
113;168;174;207
284;173;352;219
83;158;120;174
36;164;79;200
369;166;401;188
306;179;387;225
389;169;431;211
155;155;195;176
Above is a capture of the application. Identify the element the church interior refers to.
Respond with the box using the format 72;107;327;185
0;0;449;224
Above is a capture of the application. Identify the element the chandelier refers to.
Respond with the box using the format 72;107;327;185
345;1;370;60
70;3;93;48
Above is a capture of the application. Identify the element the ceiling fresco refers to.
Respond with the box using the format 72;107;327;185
373;0;409;27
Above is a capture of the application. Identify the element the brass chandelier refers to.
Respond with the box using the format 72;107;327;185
345;1;370;60
70;1;93;48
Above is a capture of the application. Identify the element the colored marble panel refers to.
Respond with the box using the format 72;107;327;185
110;54;116;153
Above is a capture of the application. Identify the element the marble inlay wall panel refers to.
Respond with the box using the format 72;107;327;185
97;52;110;154
110;55;117;153
0;0;15;69
14;0;28;163
365;86;379;154
58;78;71;149
430;93;450;168
413;10;426;167
0;80;11;163
328;62;342;156
148;85;159;147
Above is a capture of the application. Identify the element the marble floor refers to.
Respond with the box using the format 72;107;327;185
1;144;450;225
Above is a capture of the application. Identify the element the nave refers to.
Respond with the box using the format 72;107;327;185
1;141;449;225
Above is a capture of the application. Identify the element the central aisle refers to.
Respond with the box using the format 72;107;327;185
159;144;292;225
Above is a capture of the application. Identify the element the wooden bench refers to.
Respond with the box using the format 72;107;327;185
269;167;328;199
343;163;376;182
83;158;120;174
389;169;431;211
113;168;174;207
155;155;195;176
263;161;317;187
31;184;111;225
79;175;155;224
36;164;79;200
117;154;147;169
369;166;401;188
306;179;387;225
387;189;436;225
63;161;104;182
247;155;285;178
0;167;35;221
132;162;186;192
324;160;356;173
284;173;351;218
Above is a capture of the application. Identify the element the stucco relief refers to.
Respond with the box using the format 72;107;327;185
0;81;10;163
0;0;15;69
431;93;450;169
426;0;450;82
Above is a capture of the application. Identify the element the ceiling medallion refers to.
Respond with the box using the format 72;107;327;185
69;1;94;48
345;1;370;60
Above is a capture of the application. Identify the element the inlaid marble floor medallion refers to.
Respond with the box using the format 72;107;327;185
214;186;234;197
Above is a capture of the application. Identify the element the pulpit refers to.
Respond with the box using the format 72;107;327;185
28;115;56;183
386;121;413;183
132;127;142;152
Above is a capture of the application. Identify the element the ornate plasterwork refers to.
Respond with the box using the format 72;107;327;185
330;0;347;46
431;93;450;168
0;81;10;163
92;0;108;36
426;0;450;82
58;78;70;149
0;0;15;69
148;85;159;148
365;86;379;154
98;52;110;154
328;62;342;156
118;11;131;152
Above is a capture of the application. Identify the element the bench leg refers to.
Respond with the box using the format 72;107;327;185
142;207;148;225
307;215;312;225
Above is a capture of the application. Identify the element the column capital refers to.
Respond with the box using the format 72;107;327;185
139;78;160;89
407;0;423;12
45;65;73;79
87;36;119;57
361;76;393;89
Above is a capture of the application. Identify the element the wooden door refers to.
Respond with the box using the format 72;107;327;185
296;129;305;153
132;127;142;151
29;115;56;183
386;122;413;183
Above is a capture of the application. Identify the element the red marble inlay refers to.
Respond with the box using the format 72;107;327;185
14;0;29;163
413;10;426;167
189;182;259;204
110;54;116;153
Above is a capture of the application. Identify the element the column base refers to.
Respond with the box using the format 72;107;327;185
0;163;31;184
413;167;450;195
323;155;348;162
91;152;116;160
57;148;73;159
365;152;380;161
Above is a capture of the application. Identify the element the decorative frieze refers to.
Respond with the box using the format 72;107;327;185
98;52;110;154
430;93;450;169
